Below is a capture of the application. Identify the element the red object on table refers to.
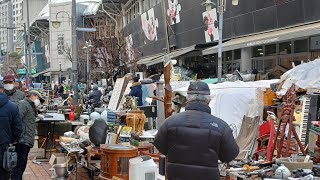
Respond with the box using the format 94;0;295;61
69;105;75;121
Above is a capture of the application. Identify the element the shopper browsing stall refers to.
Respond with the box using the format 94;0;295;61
11;89;45;180
154;81;239;180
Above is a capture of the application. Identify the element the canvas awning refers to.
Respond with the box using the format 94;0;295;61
31;68;61;77
138;45;197;66
203;22;320;55
31;70;50;78
137;53;165;65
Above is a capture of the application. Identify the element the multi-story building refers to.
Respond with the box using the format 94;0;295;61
29;0;100;83
0;0;23;53
116;0;320;79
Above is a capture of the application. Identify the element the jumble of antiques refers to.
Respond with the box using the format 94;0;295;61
32;59;320;180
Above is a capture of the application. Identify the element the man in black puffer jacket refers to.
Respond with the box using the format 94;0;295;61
0;82;22;180
154;81;239;180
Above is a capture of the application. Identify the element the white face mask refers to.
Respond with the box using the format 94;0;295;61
33;99;41;107
4;84;14;91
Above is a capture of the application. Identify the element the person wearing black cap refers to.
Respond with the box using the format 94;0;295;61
154;81;239;180
3;75;25;104
0;82;22;180
11;89;45;180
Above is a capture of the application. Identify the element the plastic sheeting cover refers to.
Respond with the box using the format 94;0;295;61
278;59;320;96
209;88;259;137
172;80;276;137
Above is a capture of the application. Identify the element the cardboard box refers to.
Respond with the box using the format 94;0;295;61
49;153;67;165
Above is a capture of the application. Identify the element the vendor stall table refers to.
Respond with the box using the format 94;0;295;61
35;113;65;162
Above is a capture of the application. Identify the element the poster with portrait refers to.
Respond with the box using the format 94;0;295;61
203;8;219;43
141;8;159;44
167;0;181;25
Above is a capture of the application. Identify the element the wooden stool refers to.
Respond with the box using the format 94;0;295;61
100;145;138;180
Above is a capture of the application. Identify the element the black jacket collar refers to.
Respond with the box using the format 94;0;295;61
4;88;16;96
185;102;211;114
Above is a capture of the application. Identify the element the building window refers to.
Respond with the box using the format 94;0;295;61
124;0;139;24
222;49;241;73
294;39;308;53
279;41;292;55
253;58;276;72
224;50;232;61
234;49;241;59
265;44;276;56
252;46;263;57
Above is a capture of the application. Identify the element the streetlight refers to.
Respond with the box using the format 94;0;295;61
82;40;94;93
202;0;239;83
59;61;62;84
50;1;97;105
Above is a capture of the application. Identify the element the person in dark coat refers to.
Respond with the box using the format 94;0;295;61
57;84;64;94
128;76;143;106
154;81;239;180
88;85;102;108
0;82;22;180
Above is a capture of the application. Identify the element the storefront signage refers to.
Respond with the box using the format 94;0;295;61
18;69;37;75
246;37;279;47
18;69;26;75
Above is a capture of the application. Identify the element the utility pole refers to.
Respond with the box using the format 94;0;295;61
7;0;13;53
217;0;224;83
24;23;28;87
72;0;79;105
216;0;239;82
26;0;32;89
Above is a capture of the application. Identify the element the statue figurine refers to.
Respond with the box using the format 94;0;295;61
131;96;138;110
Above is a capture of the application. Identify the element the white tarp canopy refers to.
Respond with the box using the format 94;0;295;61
278;59;320;96
174;79;279;97
173;80;279;137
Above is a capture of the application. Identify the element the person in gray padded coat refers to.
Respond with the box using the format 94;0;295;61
11;89;45;180
154;81;239;180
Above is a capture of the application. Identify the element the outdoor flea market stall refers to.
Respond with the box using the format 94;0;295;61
30;59;320;180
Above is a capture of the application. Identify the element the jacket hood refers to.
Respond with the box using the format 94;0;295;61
0;93;8;107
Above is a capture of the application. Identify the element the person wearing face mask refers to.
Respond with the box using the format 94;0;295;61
0;82;22;180
11;89;45;180
3;75;25;104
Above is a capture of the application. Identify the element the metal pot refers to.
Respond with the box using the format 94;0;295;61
53;163;68;178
